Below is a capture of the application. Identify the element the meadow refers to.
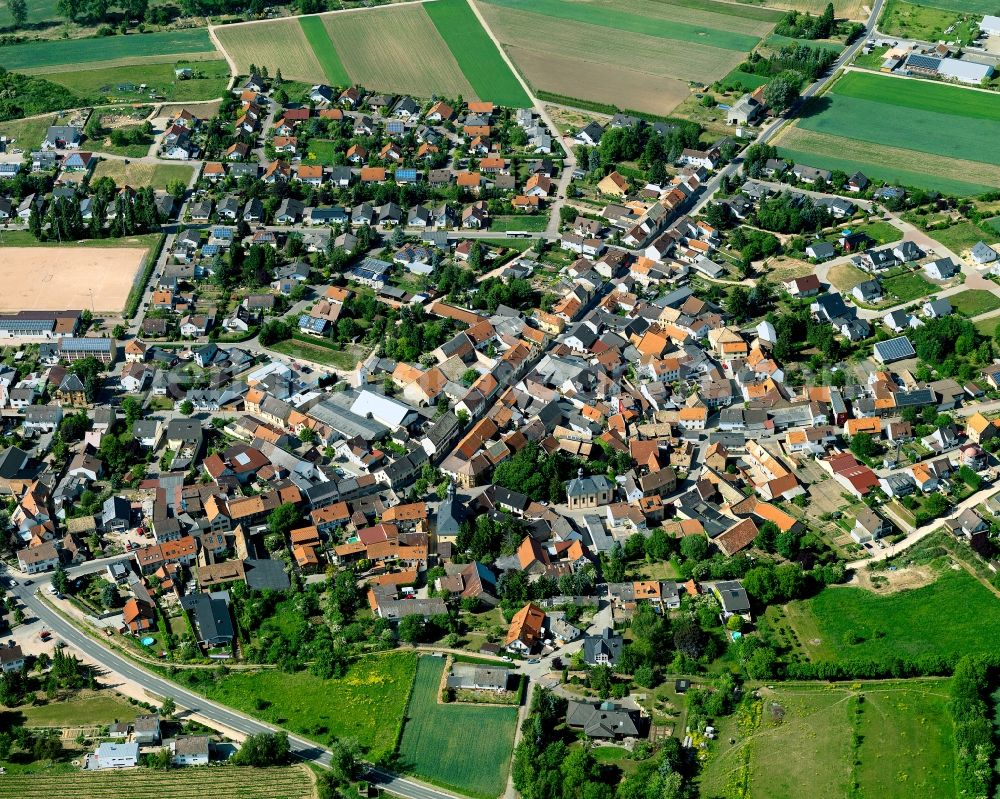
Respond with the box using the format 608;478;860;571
425;0;531;107
92;161;195;190
700;680;954;799
397;656;518;799
880;270;935;303
322;5;474;99
0;0;59;28
780;568;1000;664
188;651;416;761
880;0;982;45
0;766;316;799
947;289;1000;317
299;15;349;85
42;60;231;103
0;29;216;71
215;18;327;83
924;220;1000;255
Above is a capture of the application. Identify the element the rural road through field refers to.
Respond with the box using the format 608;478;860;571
6;573;466;799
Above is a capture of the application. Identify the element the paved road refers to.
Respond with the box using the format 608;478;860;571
846;481;1000;570
6;574;465;799
690;0;886;216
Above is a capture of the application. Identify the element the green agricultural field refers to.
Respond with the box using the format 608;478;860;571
948;289;1000;316
215;18;326;83
322;5;474;99
427;0;531;107
881;270;935;303
0;29;216;71
832;70;1000;121
0;765;316;799
299;15;349;85
774;137;997;196
183;651;416;761
481;0;762;50
43;60;231;103
701;680;954;799
798;93;1000;167
782;569;1000;664
398;657;518;799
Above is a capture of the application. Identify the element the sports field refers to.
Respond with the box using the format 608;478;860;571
776;72;1000;196
0;246;148;313
425;0;531;107
477;0;756;114
215;17;327;83
322;4;475;99
299;15;349;85
398;656;518;799
0;765;315;799
0;29;217;71
780;568;1000;663
701;680;954;799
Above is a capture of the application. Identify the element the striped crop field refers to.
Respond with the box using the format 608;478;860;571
0;765;315;799
476;0;748;114
480;0;763;50
0;28;216;71
776;71;1000;196
215;17;327;83
424;0;531;106
299;15;349;85
322;4;475;99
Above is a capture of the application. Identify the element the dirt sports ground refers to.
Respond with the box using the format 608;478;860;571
0;246;148;313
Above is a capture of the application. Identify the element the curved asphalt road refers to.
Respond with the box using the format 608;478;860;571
9;577;462;799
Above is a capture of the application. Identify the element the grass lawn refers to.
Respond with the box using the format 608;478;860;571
270;338;365;370
700;680;954;799
0;114;57;149
425;0;531;107
974;316;1000;337
763;32;845;52
827;261;869;292
881;270;935;303
43;60;231;104
398;656;518;799
183;652;417;762
844;220;899;246
490;214;549;232
924;221;997;255
92;160;194;190
0;765;316;799
949;289;1000;317
299;15;350;85
718;68;771;92
783;568;1000;663
302;138;341;165
0;29;216;71
4;690;134;727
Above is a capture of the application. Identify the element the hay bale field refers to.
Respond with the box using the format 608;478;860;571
321;5;474;98
0;246;149;314
215;17;327;82
0;765;315;799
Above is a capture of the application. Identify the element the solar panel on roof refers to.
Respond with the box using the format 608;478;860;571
876;336;916;361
